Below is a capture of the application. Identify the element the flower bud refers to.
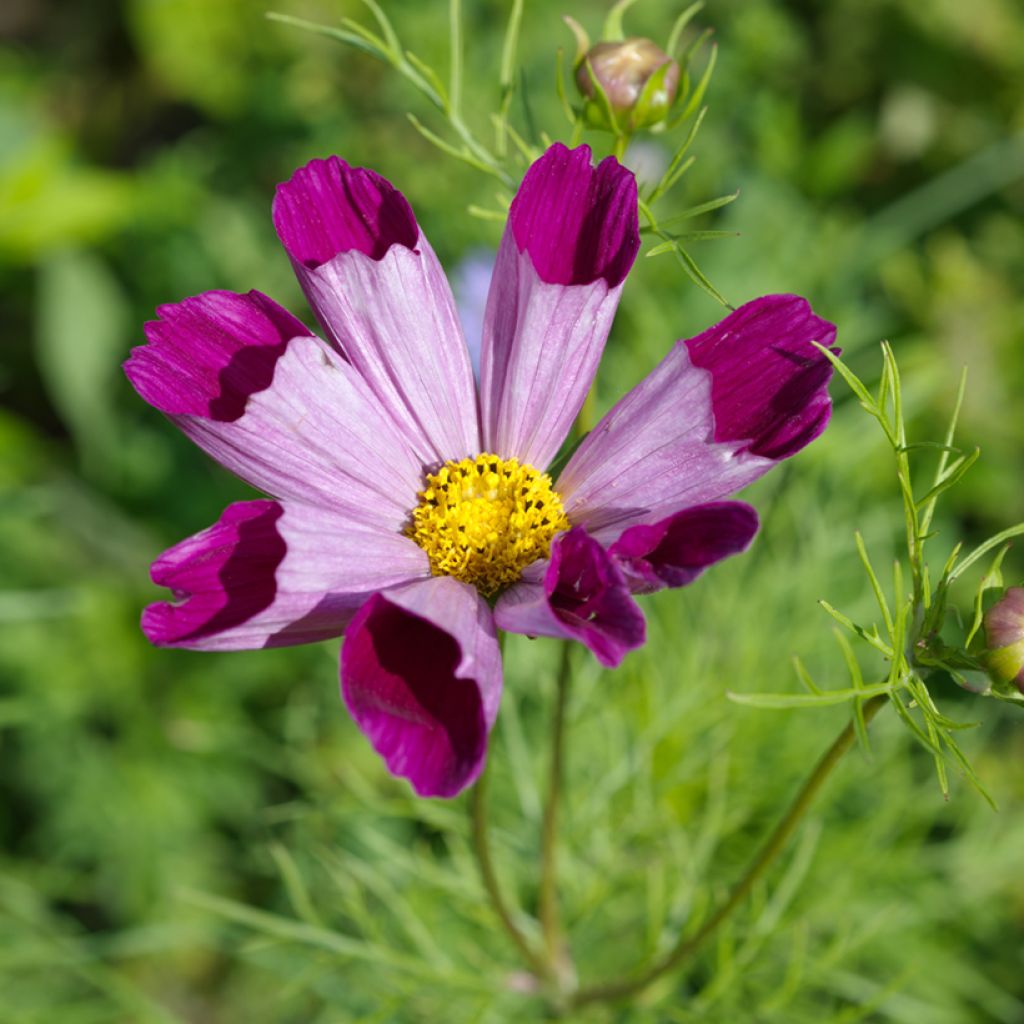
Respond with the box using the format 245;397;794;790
983;586;1024;693
575;38;680;131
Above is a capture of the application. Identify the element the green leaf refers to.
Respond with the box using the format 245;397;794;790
673;244;731;307
811;344;875;411
818;600;894;657
651;191;739;228
854;532;894;636
666;1;705;59
913;448;980;509
726;682;892;709
603;0;641;41
949;522;1024;585
966;544;1010;647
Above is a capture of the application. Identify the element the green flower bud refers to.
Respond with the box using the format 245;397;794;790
575;38;680;132
983;586;1024;693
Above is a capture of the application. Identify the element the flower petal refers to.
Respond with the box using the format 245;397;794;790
341;577;502;798
143;501;430;650
494;527;645;668
685;294;836;459
609;501;759;593
125;289;307;421
125;290;425;531
479;144;639;469
274;157;479;464
558;295;835;543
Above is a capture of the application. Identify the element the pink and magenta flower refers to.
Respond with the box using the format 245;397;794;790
125;143;836;798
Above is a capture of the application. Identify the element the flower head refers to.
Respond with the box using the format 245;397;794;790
576;38;680;130
125;143;836;798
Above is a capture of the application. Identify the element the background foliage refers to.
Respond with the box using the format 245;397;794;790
1;0;1023;1020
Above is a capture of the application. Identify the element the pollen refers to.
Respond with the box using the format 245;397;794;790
407;453;569;597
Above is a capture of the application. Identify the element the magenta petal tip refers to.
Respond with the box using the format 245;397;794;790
509;142;639;287
684;294;837;461
273;156;418;268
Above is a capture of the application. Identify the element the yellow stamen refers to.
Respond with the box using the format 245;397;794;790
407;453;569;597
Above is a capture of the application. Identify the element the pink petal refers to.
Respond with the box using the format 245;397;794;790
341;577;502;798
609;502;759;593
143;501;429;650
558;295;835;544
494;527;645;668
479;145;639;469
125;290;425;531
274;157;479;465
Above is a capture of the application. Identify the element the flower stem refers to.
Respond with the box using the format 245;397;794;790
539;641;574;974
469;764;549;980
570;693;888;1009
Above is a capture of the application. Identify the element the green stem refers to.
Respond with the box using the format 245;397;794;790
570;693;888;1009
538;641;574;969
469;766;548;980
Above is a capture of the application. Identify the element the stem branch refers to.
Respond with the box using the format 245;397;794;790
469;766;548;979
571;693;888;1008
539;641;573;964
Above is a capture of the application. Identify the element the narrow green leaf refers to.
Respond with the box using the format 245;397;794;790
266;13;386;59
897;442;962;454
466;204;507;222
448;0;463;118
652;191;739;229
669;229;740;242
792;655;824;695
495;0;525;154
356;0;401;53
649;106;707;202
832;629;872;755
966;543;1009;647
645;239;677;258
913;448;980;509
920;366;968;537
403;50;448;110
554;48;577;127
854;532;894;636
811;344;875;410
818;600;894;657
673;245;731;307
666;1;705;58
406;114;500;179
603;0;641;41
949;522;1024;584
726;682;893;709
677;41;717;123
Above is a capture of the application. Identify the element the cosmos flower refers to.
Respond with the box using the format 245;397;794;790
125;143;836;798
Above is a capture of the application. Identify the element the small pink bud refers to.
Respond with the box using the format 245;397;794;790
983;586;1024;693
575;38;680;130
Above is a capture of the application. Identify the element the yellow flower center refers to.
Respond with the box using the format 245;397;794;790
407;453;569;597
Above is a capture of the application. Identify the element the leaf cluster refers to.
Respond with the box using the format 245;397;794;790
733;344;1024;803
269;0;735;306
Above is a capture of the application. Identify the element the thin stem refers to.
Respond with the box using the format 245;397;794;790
539;641;574;966
469;765;548;979
570;694;888;1009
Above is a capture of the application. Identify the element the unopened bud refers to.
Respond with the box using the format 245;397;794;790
983;587;1024;693
575;38;680;131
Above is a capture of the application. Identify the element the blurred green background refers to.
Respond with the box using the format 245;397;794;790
2;0;1024;1020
